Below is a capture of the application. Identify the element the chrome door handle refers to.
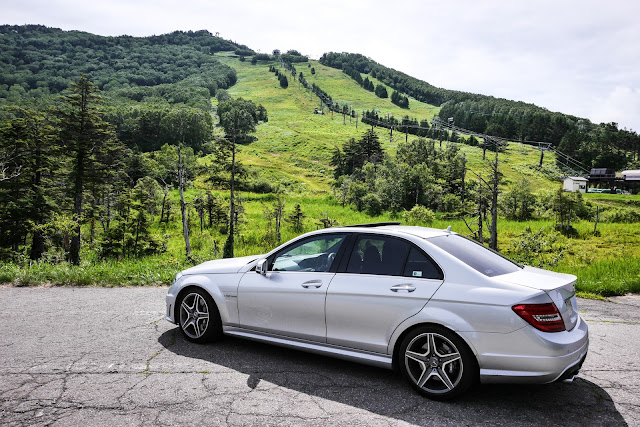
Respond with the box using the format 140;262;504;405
302;280;322;289
391;284;416;292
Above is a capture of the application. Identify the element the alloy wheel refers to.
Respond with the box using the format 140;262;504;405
404;332;464;394
179;292;210;339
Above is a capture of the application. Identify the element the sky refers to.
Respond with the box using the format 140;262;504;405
4;0;640;132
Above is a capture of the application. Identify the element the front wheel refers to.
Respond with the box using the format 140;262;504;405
177;288;222;343
399;325;477;400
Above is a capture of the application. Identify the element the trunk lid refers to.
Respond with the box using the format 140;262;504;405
498;266;579;331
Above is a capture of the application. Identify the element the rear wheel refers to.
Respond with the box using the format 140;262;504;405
177;288;222;343
399;325;477;400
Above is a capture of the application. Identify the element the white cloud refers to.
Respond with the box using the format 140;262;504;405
590;86;640;131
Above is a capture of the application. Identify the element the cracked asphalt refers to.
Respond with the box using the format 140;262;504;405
0;287;638;426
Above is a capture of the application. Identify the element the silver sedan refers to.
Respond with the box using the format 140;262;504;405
165;224;588;400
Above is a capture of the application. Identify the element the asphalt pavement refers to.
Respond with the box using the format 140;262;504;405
0;287;638;426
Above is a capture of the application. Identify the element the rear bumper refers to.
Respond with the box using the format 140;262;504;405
463;315;589;384
556;351;587;382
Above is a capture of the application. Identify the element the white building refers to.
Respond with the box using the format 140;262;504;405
563;177;588;193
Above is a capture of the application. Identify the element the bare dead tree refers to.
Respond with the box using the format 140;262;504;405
0;151;22;182
469;143;502;250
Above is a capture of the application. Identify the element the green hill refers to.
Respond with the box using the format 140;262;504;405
213;53;563;193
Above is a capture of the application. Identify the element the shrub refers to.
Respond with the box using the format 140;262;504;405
507;227;566;268
347;181;368;211
500;178;537;220
600;207;640;223
234;48;254;56
440;194;462;214
362;193;382;216
402;205;435;225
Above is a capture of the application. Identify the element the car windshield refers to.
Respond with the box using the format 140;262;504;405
428;234;522;277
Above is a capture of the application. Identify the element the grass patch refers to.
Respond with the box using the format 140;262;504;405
576;291;607;301
556;257;640;297
3;209;640;297
0;256;188;287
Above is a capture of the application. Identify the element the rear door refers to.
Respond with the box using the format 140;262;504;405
325;234;444;354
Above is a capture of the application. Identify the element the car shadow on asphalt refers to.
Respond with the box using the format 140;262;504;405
158;328;625;426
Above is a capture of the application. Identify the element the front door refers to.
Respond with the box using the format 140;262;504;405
237;234;347;342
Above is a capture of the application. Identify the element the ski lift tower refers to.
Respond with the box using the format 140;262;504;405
537;142;552;167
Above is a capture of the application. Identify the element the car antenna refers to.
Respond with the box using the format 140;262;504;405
445;225;452;233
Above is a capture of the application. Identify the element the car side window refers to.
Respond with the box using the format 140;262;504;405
272;234;346;272
346;236;410;276
403;246;443;280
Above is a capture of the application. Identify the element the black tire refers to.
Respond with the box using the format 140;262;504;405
176;288;223;344
399;325;477;400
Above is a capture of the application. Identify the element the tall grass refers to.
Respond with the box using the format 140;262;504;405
555;257;640;297
0;256;188;287
3;199;640;296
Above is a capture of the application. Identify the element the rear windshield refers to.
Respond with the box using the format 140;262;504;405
428;235;522;277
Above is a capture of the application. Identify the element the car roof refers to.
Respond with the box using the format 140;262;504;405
328;224;451;239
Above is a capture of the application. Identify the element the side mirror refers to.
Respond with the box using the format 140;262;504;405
255;258;268;275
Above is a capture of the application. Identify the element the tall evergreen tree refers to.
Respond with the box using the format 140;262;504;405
56;76;124;265
0;109;57;259
359;129;384;165
279;74;289;88
375;84;388;98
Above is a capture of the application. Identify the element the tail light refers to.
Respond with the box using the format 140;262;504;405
512;303;566;332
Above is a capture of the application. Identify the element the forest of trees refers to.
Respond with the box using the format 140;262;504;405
0;25;239;105
0;26;275;263
331;129;467;215
320;52;640;171
0;73;269;263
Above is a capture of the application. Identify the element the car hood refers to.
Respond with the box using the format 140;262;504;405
182;255;262;275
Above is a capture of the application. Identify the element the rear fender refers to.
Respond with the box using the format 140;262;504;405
388;306;479;357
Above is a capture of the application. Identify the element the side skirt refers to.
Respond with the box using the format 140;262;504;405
223;326;393;369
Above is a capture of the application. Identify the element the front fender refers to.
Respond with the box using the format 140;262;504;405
166;273;242;326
